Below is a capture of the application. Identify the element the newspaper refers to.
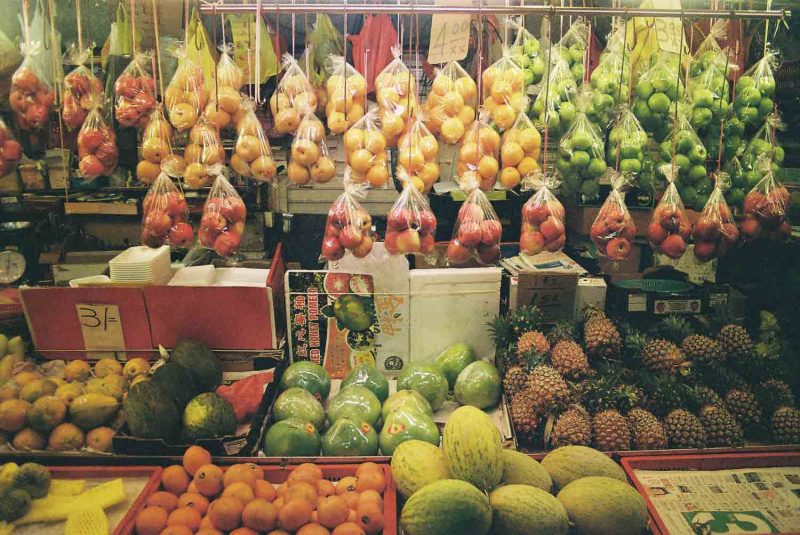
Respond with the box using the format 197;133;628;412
634;467;800;534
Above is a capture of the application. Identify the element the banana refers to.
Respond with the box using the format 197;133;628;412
0;355;13;385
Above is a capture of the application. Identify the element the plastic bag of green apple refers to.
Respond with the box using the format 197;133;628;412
741;163;790;242
423;60;477;145
385;174;438;256
320;174;376;261
557;89;606;202
589;171;637;261
530;54;578;136
555;17;589;83
632;50;684;142
454;109;501;191
498;111;541;190
588;24;630;129
741;114;784;187
507;17;545;87
606;107;648;179
692;172;739;262
647;164;691;260
733;47;777;131
447;187;502;266
723;156;747;209
705;111;745;163
520;171;566;255
198;171;247;257
481;49;528;131
688;21;734;134
656;110;709;204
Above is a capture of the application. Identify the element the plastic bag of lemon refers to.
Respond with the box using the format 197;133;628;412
423;60;477;146
271;53;317;135
344;107;391;188
397;116;440;193
183;115;225;189
454;110;501;192
481;49;528;132
325;56;367;134
499;111;542;190
232;100;278;183
288;112;336;186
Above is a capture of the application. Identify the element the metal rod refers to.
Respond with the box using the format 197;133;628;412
198;2;789;20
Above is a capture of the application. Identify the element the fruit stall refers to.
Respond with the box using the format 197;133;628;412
0;0;799;533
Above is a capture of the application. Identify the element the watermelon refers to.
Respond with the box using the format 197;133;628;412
182;392;237;441
490;484;569;535
340;364;389;402
326;385;381;427
262;418;321;456
397;364;448;411
381;390;433;421
434;343;475;389
379;408;440;455
454;361;501;409
279;361;331;400
442;405;504;492
400;479;492;535
272;387;325;430
391;440;450;498
321;417;378;456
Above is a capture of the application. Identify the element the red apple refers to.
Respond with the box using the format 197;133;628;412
168;222;194;247
221;198;247;223
1;140;21;162
96;142;119;167
646;222;668;245
522;202;549;225
477;243;501;264
384;231;400;255
606;237;631;260
325;223;340;238
145;211;173;236
620;220;637;241
457;222;482;247
78;128;104;151
396;229;421;253
165;192;188;218
540;216;564;243
693;218;720;242
721;223;739;243
322;235;345;260
79;155;105;179
447;239;471;264
480;219;502;245
201;213;227;234
590;221;609;240
741;217;761;239
387;208;411;231
419;210;437;235
550;201;566;222
659;234;687;259
198;226;219;247
214;232;242;257
744;192;765;215
419;234;435;254
544;234;566;252
339;225;363;249
693;241;717;262
351;235;373;258
520;231;545;255
458;202;483;223
141;228;164;248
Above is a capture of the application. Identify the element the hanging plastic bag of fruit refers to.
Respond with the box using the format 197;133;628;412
271;53;316;135
288;111;336;186
198;172;247;258
77;99;118;181
481;49;528;132
557;88;607;202
705;111;745;165
692;171;739;262
232;100;278;183
423;61;477;145
343;106;390;189
203;44;243;132
297;46;327;117
588;24;630;129
447;187;502;266
183;115;224;189
647;163;692;259
499;111;542;190
530;53;578;136
520;171;566;255
723;156;747;210
606;106;649;180
454;110;501;191
9;41;55;131
733;46;777;132
141;172;192;249
62;47;102;131
374;46;418;148
114;52;157;129
507;17;545;88
320;174;377;261
325;55;367;134
555;17;589;83
385;175;437;256
632;49;684;142
741;157;790;242
590;171;638;261
137;107;185;184
398;116;440;193
741;113;784;188
165;49;207;132
656;108;710;212
0;119;23;177
688;21;734;135
185;7;219;95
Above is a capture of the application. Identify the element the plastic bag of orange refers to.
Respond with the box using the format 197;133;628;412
271;53;317;135
520;172;566;255
423;61;477;145
77;102;118;181
165;49;207;132
647;164;691;259
113;52;157;129
325;56;367;134
397;117;439;193
62;48;102;131
138;107;186;184
9;42;55;131
385;181;437;256
481;50;527;132
447;188;502;265
590;171;637;261
343;107;390;188
288;112;336;185
183;116;224;189
0;119;23;176
141;172;192;249
320;177;377;261
232;101;277;183
375;46;418;147
198;173;247;258
454;110;501;191
499;111;541;190
203;44;243;131
692;173;739;262
741;163;791;242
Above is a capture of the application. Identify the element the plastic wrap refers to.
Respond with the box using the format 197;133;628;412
530;54;578;135
198;173;247;257
692;173;739;262
141;172;192;249
733;47;777;131
397;116;439;192
606;107;649;177
632;50;684;141
232;101;277;183
62;48;102;131
590;171;637;260
320;178;376;260
113;52;156;128
704;112;745;165
657;110;710;211
375;46;418;147
343;107;390;188
454;110;501;191
203;45;243;132
508;18;545;87
9;42;55;131
647;164;691;259
688;21;733;135
557;89;607;200
423;60;477;145
271;53;316;135
165;51;207;131
76;102;118;180
0;119;22;176
325;56;367;134
555;18;589;83
447;188;502;265
723;156;747;209
741;115;784;189
481;50;528;131
588;25;629;128
137;107;185;184
499;111;541;189
385;182;437;256
520;172;566;255
741;164;790;242
288;112;336;185
183;115;224;189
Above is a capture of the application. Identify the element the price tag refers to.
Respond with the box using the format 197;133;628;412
76;304;125;351
651;0;688;55
515;273;577;321
427;0;472;64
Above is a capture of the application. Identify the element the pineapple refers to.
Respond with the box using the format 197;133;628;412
755;379;795;414
528;365;571;414
664;409;707;448
656;315;693;344
724;388;763;431
550;340;590;378
510;387;541;444
771;406;800;444
699;404;744;447
517;331;550;358
592;409;631;451
622;327;649;363
717;324;754;360
681;335;724;364
641;339;686;373
628;408;668;450
694;385;723;408
502;365;528;399
550;404;591;448
583;311;622;360
547;321;577;346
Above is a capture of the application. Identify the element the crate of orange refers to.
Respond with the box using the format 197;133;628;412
119;445;397;535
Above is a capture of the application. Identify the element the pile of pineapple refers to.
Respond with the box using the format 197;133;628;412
493;306;800;451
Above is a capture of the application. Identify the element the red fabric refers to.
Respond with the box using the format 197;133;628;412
348;15;398;93
217;371;274;424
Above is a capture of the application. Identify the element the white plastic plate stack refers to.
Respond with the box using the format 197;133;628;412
109;246;172;284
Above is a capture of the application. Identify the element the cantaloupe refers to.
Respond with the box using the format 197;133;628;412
557;476;647;535
490;484;569;535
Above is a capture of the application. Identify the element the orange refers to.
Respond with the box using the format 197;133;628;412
273;497;285;510
254;479;278;501
366;165;389;188
517;156;540;176
160;526;193;535
441;92;464;115
187;481;199;494
208;496;244;531
332;522;366;535
349;149;374;175
355;463;381;479
242;499;278;532
459;142;480;166
162;466;191;495
196;528;223;535
290;463;323;482
440;117;466;144
182;446;213;477
419;135;439;161
177;492;210;515
398;149;424;173
278;498;313;532
347;509;357;523
499;167;521;189
340;491;359;510
357;490;382;508
146;491;178;512
134;506;168;535
316;480;336;498
224;464;259;489
457;105;476;127
355;470;386;494
276;482;289;499
243;463;265;481
285;482;318;509
455;76;477;102
167;507;202;531
363;131;386;155
230;528;259;535
223;481;256;506
355;501;383;534
477;155;500;180
317;495;349;529
297;524;331;535
194;464;225;497
336;477;357;495
267;531;291;535
343;128;365;152
492;104;516;130
501;141;525;167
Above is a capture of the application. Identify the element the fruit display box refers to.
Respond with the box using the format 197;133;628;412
606;279;730;318
620;452;800;535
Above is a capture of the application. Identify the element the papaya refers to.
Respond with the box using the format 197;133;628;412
0;399;31;432
28;395;67;433
11;428;46;451
85;427;115;453
122;358;150;381
63;360;91;383
85;375;126;401
93;358;123;378
55;383;84;406
69;393;120;429
182;392;237;441
48;423;85;451
19;379;58;404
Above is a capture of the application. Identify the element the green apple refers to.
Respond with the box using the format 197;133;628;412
648;92;671;114
688;164;707;183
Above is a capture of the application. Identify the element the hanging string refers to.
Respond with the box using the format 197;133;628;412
212;2;219;111
47;0;59;105
583;18;592;85
184;0;190;45
614;16;630;173
291;0;296;57
476;0;483;179
130;0;137;56
343;0;348;123
255;0;263;102
48;0;68;203
76;0;83;54
246;10;253;101
541;15;554;174
668;13;686;180
715;39;734;173
151;0;165;101
22;0;31;47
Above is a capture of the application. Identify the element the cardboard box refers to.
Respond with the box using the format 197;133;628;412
655;244;718;284
607;280;730;318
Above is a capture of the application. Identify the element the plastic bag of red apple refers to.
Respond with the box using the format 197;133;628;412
231;101;278;183
499;111;542;190
692;173;739;262
741;164;791;242
647;164;692;260
320;174;377;261
325;55;367;134
138;107;186;184
288;112;336;186
342;107;390;189
271;53;316;135
454;110;500;191
165;51;207;132
77;102;119;180
385;177;437;257
590;171;638;261
62;48;102;131
9;42;55;131
114;53;157;129
447;188;502;265
199;174;247;257
520;172;566;255
0;119;23;177
183;115;225;189
375;46;418;148
423;60;477;145
141;172;193;249
397;116;440;193
481;49;527;132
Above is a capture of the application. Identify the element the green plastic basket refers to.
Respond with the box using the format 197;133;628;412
613;279;693;294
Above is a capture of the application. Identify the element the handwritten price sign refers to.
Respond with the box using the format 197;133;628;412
427;0;471;64
652;0;689;55
76;304;125;351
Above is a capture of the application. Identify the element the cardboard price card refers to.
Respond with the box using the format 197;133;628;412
76;303;125;351
515;272;578;322
427;0;472;64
